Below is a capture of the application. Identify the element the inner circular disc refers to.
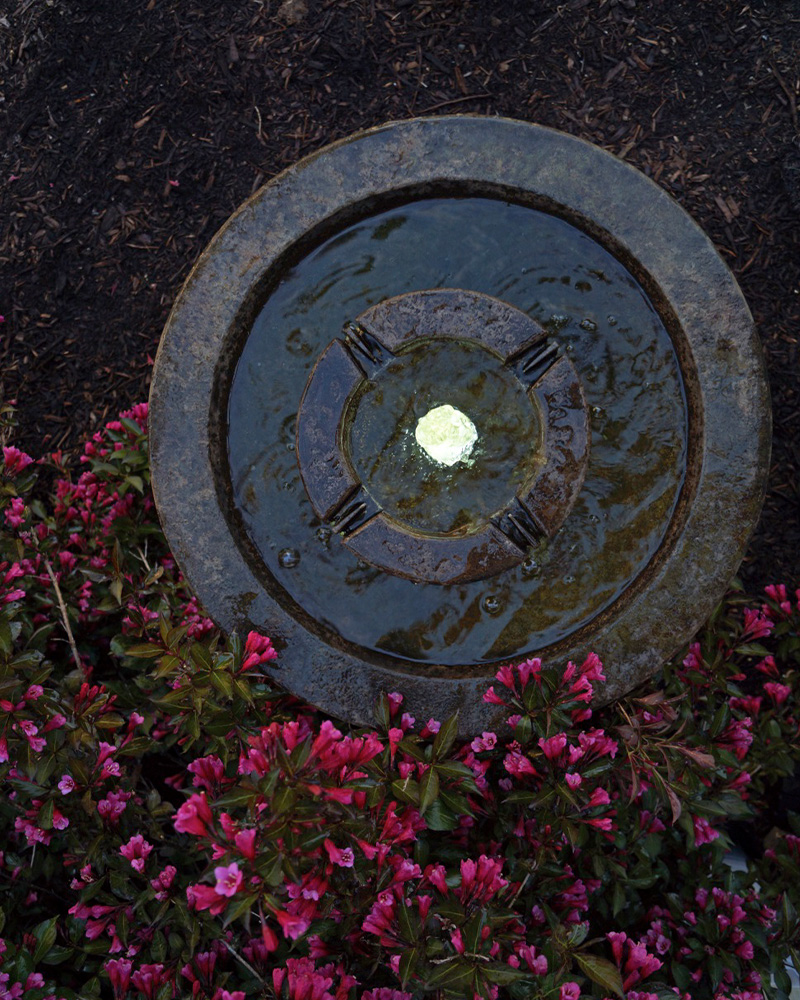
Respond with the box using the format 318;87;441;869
227;198;687;666
346;338;542;534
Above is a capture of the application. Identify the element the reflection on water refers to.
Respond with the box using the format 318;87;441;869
347;338;541;534
228;198;687;665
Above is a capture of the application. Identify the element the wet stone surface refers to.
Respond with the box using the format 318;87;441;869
296;288;588;585
150;117;771;735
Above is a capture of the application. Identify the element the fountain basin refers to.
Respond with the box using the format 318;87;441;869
149;116;770;734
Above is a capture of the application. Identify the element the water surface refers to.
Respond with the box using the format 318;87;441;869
228;198;687;666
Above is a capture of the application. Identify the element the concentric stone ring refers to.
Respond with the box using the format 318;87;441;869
296;289;589;584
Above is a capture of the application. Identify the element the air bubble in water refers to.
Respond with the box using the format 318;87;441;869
278;548;300;568
481;595;502;616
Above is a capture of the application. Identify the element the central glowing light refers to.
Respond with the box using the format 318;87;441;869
415;404;478;466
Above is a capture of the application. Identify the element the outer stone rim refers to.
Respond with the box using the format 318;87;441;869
149;115;771;735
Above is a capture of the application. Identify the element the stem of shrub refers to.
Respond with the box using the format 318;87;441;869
44;558;82;674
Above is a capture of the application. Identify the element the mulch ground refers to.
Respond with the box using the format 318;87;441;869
1;0;799;589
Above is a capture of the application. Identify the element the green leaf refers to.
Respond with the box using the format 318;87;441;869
165;624;189;649
214;786;256;810
41;945;74;964
419;768;440;816
575;952;624;997
397;737;426;762
426;958;474;989
37;798;54;830
224;892;259;927
398;894;418;943
391;778;420;806
463;908;487;953
423;798;459;831
374;692;391;730
736;642;771;656
32;916;58;964
773;964;792;995
435;760;477;781
503;790;537;805
482;963;530;985
0;617;13;655
118;736;154;758
433;712;460;760
125;643;164;659
151;929;167;963
438;788;474;817
707;953;723;988
399;948;418;988
190;642;214;671
262;854;284;888
708;701;731;738
209;669;234;699
272;786;297;814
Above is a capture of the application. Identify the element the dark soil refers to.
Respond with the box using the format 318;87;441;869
1;0;798;588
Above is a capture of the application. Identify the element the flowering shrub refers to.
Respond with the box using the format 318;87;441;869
1;400;799;999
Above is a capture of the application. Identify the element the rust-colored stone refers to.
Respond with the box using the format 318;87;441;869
296;339;362;521
523;356;590;536
344;513;525;585
357;288;546;361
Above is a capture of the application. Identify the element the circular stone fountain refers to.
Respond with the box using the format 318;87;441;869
149;117;771;734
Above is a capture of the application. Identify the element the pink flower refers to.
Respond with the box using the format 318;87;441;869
174;792;214;837
504;751;537;777
104;957;132;999
131;963;173;1000
150;865;177;900
276;908;311;940
587;787;611;808
3;446;33;476
234;828;257;860
241;630;278;672
187;754;225;791
58;774;76;795
187;883;227;915
539;733;567;760
693;816;720;846
518;943;548;975
755;654;778;677
458;855;508;905
98;789;131;825
470;731;497;753
214;862;244;897
482;685;506;705
362;990;414;1000
324;838;355;868
4;497;26;528
560;984;580;1000
763;682;791;705
741;607;773;641
120;834;153;873
765;584;793;615
420;719;440;737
